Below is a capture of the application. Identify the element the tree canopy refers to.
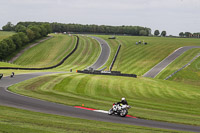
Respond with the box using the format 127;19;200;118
154;30;160;36
0;22;51;60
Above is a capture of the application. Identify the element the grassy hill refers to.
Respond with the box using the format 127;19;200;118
0;31;15;41
2;34;200;132
14;34;75;67
9;73;200;126
107;36;200;76
156;48;200;80
53;35;101;71
169;55;200;86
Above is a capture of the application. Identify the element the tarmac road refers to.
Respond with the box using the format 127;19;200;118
88;36;110;70
0;72;200;132
143;46;200;78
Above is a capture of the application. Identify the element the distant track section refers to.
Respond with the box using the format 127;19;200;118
143;46;200;78
89;36;110;70
0;35;79;70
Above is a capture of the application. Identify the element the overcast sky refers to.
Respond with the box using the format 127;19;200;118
0;0;200;35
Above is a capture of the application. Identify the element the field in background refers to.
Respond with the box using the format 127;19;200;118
156;49;200;80
108;36;200;76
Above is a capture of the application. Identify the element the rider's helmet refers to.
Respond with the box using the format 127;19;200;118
121;97;125;102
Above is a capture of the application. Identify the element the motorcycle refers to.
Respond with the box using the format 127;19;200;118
108;103;131;117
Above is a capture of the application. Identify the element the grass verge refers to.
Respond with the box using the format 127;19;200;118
0;105;187;133
9;73;200;126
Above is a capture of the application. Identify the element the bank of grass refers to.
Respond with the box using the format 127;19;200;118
53;35;101;71
156;49;200;80
9;73;200;126
5;36;50;61
109;36;200;76
169;56;200;86
14;34;75;67
0;34;101;76
0;106;184;133
0;31;15;41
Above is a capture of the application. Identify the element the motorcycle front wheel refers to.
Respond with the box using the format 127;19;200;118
108;109;113;115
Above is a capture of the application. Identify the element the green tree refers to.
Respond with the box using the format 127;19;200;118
15;24;27;33
4;38;16;54
139;30;148;36
11;34;22;49
18;32;29;45
185;32;191;38
26;28;35;41
179;32;184;37
154;30;160;36
2;22;14;31
161;31;167;37
39;25;47;37
29;25;41;39
0;41;9;59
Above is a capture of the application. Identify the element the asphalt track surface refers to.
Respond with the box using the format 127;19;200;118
88;36;110;70
0;72;200;132
143;46;200;78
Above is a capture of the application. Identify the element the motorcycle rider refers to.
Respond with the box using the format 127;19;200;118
117;97;128;105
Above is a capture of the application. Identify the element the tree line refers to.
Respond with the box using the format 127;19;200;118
14;22;151;36
0;22;51;60
179;32;200;38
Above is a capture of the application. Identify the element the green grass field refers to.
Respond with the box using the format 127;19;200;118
0;106;185;133
0;31;15;41
156;48;200;80
1;34;200;132
108;36;200;76
170;55;200;86
53;35;101;71
14;34;75;67
9;72;200;126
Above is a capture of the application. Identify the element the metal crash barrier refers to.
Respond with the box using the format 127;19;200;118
0;73;3;79
77;70;137;78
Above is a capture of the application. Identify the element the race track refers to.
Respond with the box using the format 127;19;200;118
0;72;200;132
143;46;200;78
88;36;110;70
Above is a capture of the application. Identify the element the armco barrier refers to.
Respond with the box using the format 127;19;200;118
109;44;121;71
0;74;3;79
77;70;137;78
0;35;79;70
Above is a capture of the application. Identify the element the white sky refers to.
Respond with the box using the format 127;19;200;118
0;0;200;35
